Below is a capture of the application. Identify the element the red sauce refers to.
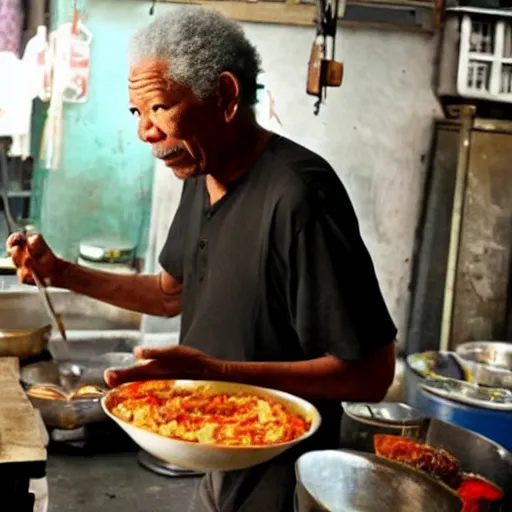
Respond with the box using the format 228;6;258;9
372;435;505;512
458;477;504;512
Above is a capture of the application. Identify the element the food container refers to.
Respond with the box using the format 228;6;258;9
102;379;322;472
295;449;462;512
340;402;430;452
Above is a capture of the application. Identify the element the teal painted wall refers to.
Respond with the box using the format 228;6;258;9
31;0;159;260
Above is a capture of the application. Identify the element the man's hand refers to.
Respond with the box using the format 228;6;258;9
6;232;69;285
104;345;224;388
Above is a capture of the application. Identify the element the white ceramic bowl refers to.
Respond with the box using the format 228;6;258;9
101;379;321;472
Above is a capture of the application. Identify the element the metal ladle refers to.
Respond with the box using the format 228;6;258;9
58;362;83;393
20;231;71;360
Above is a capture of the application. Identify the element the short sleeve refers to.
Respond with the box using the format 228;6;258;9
286;191;397;361
158;183;188;282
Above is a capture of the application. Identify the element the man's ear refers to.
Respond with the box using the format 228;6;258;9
216;72;241;123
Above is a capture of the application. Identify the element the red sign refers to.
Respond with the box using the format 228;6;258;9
48;22;93;104
67;37;91;103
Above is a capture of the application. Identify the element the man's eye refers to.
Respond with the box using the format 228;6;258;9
152;104;168;112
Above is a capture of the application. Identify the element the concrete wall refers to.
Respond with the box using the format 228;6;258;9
35;0;442;344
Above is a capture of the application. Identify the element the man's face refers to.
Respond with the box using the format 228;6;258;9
128;59;223;180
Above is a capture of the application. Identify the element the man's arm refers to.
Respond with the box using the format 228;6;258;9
108;343;395;402
219;343;395;402
231;181;398;402
7;232;183;317
53;265;183;317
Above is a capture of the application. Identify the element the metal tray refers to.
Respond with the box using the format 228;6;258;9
421;377;512;411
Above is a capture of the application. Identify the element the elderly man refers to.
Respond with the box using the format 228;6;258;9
8;7;396;512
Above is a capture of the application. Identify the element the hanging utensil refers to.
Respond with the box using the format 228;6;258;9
306;0;344;115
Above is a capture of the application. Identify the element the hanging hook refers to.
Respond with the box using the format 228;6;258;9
313;98;321;116
149;0;157;15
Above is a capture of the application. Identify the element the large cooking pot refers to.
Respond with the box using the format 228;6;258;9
295;449;462;512
0;324;51;361
340;402;429;452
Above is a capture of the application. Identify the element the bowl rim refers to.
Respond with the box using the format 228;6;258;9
101;378;322;451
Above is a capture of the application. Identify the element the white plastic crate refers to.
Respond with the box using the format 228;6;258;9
457;11;512;103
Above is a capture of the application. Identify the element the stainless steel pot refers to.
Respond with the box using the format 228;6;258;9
456;341;512;389
0;324;51;361
340;402;430;452
295;450;462;512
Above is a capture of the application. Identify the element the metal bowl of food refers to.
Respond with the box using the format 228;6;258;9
455;341;512;389
295;449;462;512
22;352;136;430
26;385;106;430
102;379;321;472
340;402;430;452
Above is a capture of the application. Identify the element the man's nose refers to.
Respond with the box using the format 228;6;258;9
138;118;165;144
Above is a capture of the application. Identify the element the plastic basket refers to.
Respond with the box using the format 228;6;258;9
457;13;512;102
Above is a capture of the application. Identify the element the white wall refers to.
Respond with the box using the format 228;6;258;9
245;23;442;344
141;1;442;344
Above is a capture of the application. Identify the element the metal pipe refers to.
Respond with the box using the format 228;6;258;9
439;105;476;352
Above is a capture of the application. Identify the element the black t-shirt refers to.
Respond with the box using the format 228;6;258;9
159;134;397;450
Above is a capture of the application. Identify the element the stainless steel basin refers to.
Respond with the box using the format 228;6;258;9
456;341;512;389
0;286;141;332
48;330;141;358
456;341;512;370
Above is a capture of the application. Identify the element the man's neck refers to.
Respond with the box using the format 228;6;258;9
206;118;273;205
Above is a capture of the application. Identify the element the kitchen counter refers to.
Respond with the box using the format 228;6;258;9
47;450;201;512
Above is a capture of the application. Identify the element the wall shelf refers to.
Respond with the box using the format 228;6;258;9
158;0;438;32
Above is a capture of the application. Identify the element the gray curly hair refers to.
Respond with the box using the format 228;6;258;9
129;7;262;106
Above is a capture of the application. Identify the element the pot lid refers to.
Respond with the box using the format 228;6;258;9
343;402;427;425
